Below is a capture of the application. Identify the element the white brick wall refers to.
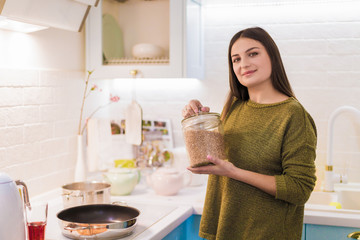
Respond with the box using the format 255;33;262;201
200;1;360;188
0;69;84;196
1;0;360;196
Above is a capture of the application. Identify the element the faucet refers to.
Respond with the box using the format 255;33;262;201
324;106;360;192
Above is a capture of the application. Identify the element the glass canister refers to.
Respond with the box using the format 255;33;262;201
181;112;226;168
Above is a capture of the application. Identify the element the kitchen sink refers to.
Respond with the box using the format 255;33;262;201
338;190;360;211
306;187;360;212
306;191;338;206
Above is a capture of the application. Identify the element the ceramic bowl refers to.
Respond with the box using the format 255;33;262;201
103;168;140;196
146;167;191;196
132;43;164;59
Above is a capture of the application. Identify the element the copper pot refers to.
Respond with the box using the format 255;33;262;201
62;182;111;208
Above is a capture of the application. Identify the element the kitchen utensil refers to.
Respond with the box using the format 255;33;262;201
146;167;191;196
182;112;226;167
103;168;140;196
62;181;111;208
57;203;140;240
132;43;164;59
125;70;143;146
0;172;30;240
102;14;124;61
26;201;48;240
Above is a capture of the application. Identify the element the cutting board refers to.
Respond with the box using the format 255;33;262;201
125;70;143;146
125;100;143;146
102;14;124;61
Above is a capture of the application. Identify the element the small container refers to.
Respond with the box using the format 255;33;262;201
103;168;140;196
132;43;164;59
26;201;48;240
181;112;226;167
146;167;191;196
61;182;111;208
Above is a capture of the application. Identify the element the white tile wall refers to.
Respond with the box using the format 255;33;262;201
0;68;84;196
1;0;360;196
199;1;360;189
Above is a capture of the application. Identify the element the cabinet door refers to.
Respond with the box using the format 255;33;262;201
185;0;204;80
86;0;188;79
162;215;205;240
162;218;187;240
302;224;305;240
306;224;360;240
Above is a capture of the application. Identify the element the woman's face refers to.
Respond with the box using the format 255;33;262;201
231;37;272;89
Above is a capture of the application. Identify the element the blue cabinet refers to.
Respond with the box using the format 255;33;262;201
163;215;360;240
162;215;205;240
302;224;305;240
305;224;359;240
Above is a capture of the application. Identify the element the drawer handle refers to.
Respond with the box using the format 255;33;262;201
348;231;360;239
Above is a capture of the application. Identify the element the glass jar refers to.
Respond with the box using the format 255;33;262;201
181;112;226;168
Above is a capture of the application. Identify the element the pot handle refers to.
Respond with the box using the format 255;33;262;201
15;180;31;209
62;192;84;202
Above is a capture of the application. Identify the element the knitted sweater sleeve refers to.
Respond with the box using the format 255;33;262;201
275;106;317;205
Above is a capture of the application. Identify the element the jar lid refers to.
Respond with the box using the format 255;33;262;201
181;112;221;130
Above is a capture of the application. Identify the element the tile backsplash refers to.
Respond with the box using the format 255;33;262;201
1;1;360;196
0;68;84;195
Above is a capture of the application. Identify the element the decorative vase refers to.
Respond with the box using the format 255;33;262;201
74;135;87;182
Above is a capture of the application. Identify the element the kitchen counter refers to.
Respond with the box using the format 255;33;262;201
32;182;206;240
304;205;360;228
32;182;360;240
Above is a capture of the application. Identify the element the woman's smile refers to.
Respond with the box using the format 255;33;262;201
242;70;257;76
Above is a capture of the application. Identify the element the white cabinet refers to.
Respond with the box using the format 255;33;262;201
85;0;203;79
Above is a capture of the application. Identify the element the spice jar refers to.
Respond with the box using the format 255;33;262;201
182;112;226;168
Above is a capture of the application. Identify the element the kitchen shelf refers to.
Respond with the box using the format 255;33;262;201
85;0;203;79
105;57;170;65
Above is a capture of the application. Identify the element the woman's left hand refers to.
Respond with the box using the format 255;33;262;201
187;155;235;178
188;155;277;196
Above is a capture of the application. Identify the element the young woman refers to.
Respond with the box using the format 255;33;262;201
182;27;317;240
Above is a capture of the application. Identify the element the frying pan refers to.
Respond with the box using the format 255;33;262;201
57;204;140;239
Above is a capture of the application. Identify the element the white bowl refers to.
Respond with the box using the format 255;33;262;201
132;43;164;59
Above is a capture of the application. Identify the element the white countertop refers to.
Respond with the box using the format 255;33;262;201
304;205;360;228
33;183;206;240
32;182;360;240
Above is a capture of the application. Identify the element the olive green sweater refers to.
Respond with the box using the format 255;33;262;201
199;97;317;240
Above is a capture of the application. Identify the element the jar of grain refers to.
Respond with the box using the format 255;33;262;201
181;112;226;168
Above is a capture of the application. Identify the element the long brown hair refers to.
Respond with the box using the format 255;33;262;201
221;27;295;120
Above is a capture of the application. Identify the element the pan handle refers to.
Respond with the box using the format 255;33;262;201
64;224;88;231
64;224;106;231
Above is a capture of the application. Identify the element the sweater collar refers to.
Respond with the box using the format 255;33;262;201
246;97;295;108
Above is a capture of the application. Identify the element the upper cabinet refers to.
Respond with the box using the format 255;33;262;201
85;0;203;79
0;0;99;32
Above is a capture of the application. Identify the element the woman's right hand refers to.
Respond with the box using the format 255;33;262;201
182;99;210;118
